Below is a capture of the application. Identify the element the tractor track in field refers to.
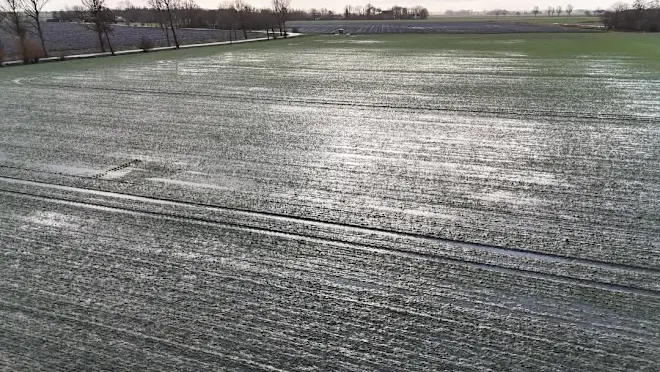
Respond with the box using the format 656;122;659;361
3;159;659;227
91;159;142;179
3;228;657;340
171;64;658;81
1;175;658;298
14;81;659;123
2;162;659;269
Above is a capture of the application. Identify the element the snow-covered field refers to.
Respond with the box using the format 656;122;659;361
1;35;658;370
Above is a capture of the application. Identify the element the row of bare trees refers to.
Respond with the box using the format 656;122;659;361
1;0;292;64
531;4;575;17
0;0;118;61
52;0;292;43
131;0;291;42
342;4;429;20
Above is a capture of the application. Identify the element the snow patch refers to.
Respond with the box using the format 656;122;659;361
22;211;81;229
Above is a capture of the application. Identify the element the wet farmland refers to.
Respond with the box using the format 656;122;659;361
289;20;587;34
1;36;659;370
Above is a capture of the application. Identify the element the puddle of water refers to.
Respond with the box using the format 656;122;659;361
101;168;136;180
325;40;386;44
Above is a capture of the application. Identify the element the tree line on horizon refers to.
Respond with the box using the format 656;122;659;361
48;2;430;24
600;0;660;31
531;4;575;17
341;4;429;20
445;5;578;17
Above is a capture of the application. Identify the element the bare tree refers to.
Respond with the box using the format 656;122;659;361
23;0;50;57
1;0;29;61
98;6;116;55
178;0;201;28
556;6;563;16
566;4;574;16
532;6;540;18
217;5;238;41
365;2;374;19
148;0;171;46
234;0;246;38
78;0;115;55
632;0;648;10
272;0;290;36
257;8;276;39
547;6;553;16
0;29;5;66
150;0;180;48
411;5;429;19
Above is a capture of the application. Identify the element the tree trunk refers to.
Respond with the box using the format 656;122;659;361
34;10;49;58
167;6;180;48
104;30;115;56
9;13;28;63
97;28;106;52
160;21;171;46
19;37;28;64
242;28;247;39
36;25;48;57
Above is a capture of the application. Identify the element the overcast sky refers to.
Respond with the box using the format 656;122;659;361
44;0;612;12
